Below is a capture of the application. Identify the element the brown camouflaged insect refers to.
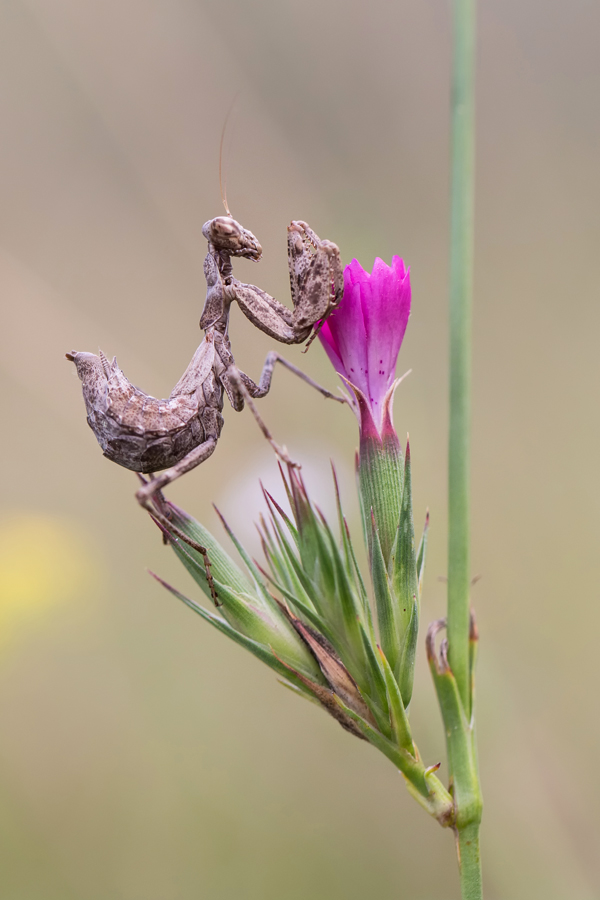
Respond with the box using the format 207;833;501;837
67;216;346;590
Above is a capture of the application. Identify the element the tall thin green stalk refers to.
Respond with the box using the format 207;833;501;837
448;0;475;715
446;0;483;896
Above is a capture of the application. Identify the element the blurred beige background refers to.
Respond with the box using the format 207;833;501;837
1;1;599;898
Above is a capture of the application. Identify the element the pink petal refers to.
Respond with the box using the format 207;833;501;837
324;264;370;400
318;252;411;436
319;320;347;381
362;257;411;427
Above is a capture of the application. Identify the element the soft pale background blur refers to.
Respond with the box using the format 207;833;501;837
0;1;598;898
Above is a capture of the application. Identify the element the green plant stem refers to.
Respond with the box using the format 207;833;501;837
447;0;475;714
446;0;483;897
457;822;483;900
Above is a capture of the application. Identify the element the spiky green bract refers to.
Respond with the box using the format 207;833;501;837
388;441;419;706
260;465;384;715
151;472;451;825
155;501;326;687
256;464;452;824
356;386;403;563
357;410;424;706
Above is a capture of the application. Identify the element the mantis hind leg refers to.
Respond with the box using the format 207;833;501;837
135;437;218;506
136;438;220;604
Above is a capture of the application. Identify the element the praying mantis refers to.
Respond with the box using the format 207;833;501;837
67;215;346;594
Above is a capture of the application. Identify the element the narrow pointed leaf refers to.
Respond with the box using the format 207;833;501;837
310;519;337;600
371;516;400;674
213;507;284;619
344;518;371;618
150;572;321;688
389;441;419;631
322;520;364;634
416;510;429;596
331;460;368;614
272;649;367;741
271;589;338;648
378;646;414;753
358;621;388;709
213;506;266;588
265;505;319;613
164;503;252;597
360;692;393;740
273;526;324;613
398;594;419;707
263;488;299;547
356;622;392;737
333;698;429;798
388;441;420;695
208;580;325;681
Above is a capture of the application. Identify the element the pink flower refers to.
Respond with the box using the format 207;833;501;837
319;256;411;438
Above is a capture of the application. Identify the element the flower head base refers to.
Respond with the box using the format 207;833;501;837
150;462;449;822
319;256;411;437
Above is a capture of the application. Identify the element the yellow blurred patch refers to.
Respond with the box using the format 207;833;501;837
0;513;96;644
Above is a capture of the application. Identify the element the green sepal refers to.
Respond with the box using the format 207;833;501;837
388;441;419;705
262;487;299;548
377;645;414;754
267;467;370;684
398;599;419;708
212;507;279;612
269;582;338;650
286;467;322;579
416;510;429;595
259;513;319;615
207;579;317;676
357;621;388;707
370;517;400;676
150;573;324;688
332;464;371;622
267;516;324;614
163;503;252;598
319;517;368;661
358;431;403;564
356;622;393;739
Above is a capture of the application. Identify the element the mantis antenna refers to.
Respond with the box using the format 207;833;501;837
219;93;240;217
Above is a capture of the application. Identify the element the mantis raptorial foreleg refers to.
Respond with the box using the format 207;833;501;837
227;221;344;344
